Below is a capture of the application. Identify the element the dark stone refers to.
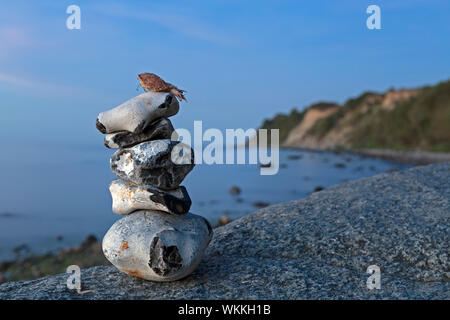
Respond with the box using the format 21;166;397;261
288;154;302;160
149;186;191;215
252;201;269;208
149;236;183;276
133;120;146;134
104;118;176;149
158;94;173;108
80;235;98;249
314;186;324;192
229;186;241;195
204;217;213;235
110;140;195;190
0;212;15;218
96;118;106;134
216;216;231;227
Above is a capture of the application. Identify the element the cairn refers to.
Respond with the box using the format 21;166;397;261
96;92;212;281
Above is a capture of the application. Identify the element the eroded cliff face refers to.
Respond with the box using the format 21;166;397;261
282;88;422;150
283;104;339;147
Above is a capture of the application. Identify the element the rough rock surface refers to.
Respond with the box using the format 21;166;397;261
102;211;212;281
104;118;176;149
96;92;179;134
110;140;195;190
109;179;191;215
356;149;450;165
1;163;449;299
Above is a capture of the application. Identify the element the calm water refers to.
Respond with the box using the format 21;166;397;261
0;142;410;261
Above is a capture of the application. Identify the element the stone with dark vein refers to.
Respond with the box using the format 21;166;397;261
1;163;449;299
109;179;191;215
101;210;212;282
104;118;177;149
110;139;195;190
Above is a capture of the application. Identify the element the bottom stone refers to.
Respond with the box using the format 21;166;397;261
102;210;213;281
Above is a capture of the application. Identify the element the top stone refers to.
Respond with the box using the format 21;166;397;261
96;92;179;134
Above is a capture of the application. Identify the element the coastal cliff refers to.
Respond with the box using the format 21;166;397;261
260;80;450;155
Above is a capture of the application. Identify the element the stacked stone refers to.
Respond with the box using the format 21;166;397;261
96;92;212;281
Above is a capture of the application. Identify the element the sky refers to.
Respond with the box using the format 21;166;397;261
0;0;449;146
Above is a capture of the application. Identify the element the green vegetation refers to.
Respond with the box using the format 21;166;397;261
305;94;381;139
0;220;231;283
350;80;450;151
260;102;338;144
0;236;108;284
345;91;380;111
259;79;450;152
260;108;306;144
306;108;344;139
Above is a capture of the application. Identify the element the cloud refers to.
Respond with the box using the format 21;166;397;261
95;4;238;46
0;72;92;98
0;26;34;58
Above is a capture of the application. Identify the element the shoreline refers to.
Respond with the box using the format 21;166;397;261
0;220;234;284
1;148;440;283
2;162;448;299
353;149;450;165
281;146;450;165
0;235;108;284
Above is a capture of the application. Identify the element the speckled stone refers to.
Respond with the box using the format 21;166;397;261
1;163;449;299
102;210;212;282
110;139;194;190
104;118;177;149
96;92;179;134
109;179;191;215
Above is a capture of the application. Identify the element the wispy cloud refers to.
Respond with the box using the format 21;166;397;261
0;26;34;58
0;72;93;98
95;4;239;46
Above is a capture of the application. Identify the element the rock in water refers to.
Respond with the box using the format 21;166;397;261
104;118;177;149
109;179;191;215
110;139;195;190
102;210;212;281
96;92;179;134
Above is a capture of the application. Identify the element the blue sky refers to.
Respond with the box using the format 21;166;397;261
0;0;449;145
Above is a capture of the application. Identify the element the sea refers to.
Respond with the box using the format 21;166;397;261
0;142;410;261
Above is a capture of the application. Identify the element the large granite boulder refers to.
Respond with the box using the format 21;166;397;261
1;163;448;299
102;210;212;282
109;179;191;215
110;140;195;190
96;92;179;134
